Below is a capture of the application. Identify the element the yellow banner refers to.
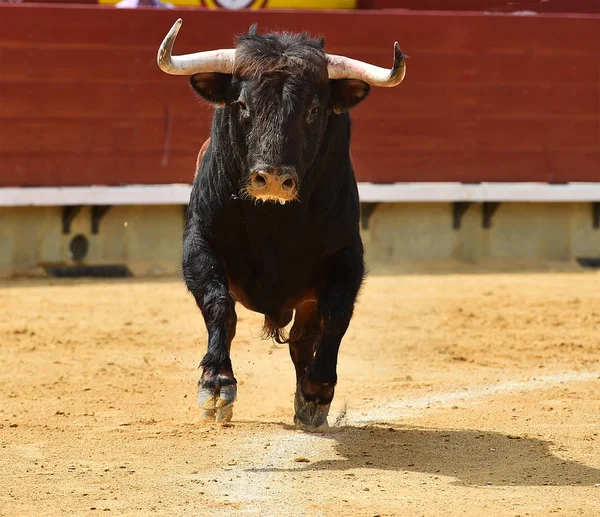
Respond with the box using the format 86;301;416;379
201;0;356;8
101;0;356;8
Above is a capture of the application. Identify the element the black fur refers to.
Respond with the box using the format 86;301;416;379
183;27;367;425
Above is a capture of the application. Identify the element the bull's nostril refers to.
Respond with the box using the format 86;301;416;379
282;178;295;190
254;173;267;187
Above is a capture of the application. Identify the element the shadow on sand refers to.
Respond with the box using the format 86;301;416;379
258;423;600;487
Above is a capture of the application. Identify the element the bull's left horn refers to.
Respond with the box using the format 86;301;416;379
326;42;406;87
157;19;236;75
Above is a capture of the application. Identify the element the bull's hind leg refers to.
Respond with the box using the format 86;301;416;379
183;231;237;424
294;243;364;430
289;302;321;384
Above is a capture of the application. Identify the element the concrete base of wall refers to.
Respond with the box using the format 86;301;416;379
0;205;185;278
1;203;598;278
362;202;599;272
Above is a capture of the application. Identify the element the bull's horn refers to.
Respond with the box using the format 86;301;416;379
326;42;406;87
157;19;236;75
158;19;405;86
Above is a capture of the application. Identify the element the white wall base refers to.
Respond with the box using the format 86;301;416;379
1;182;599;207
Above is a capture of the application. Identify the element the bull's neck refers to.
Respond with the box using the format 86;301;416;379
209;109;242;184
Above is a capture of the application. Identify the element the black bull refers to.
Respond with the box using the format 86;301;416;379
159;22;406;429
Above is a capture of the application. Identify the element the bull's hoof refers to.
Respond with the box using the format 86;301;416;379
198;376;237;424
294;386;331;431
215;404;233;424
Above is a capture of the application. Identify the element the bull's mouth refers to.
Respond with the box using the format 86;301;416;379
243;191;298;205
243;171;299;205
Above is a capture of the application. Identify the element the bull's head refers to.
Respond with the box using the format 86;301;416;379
158;19;406;204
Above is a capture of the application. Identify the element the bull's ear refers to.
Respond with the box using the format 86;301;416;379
330;79;370;114
190;73;234;107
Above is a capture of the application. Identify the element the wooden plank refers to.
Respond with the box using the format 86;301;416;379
0;152;198;187
0;117;211;153
0;46;163;83
350;150;600;183
351;118;600;152
358;83;598;120
0;82;188;118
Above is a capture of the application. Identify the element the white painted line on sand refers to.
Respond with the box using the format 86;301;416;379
346;370;600;425
239;370;599;471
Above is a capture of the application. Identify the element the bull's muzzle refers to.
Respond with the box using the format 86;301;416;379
247;166;298;204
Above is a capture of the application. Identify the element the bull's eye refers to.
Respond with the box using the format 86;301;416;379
310;106;320;117
237;99;248;112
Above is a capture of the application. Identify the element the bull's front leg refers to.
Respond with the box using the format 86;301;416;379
182;230;237;423
294;242;365;430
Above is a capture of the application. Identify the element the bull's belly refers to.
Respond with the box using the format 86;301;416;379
218;230;324;318
227;275;318;318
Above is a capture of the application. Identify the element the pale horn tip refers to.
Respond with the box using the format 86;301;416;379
393;41;406;64
166;18;183;40
157;19;184;72
389;41;407;86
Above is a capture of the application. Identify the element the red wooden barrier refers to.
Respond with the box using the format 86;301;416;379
0;4;598;186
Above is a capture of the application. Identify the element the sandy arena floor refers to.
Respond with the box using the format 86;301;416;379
1;272;599;516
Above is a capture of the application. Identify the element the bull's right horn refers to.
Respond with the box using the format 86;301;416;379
327;42;406;87
157;19;236;75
